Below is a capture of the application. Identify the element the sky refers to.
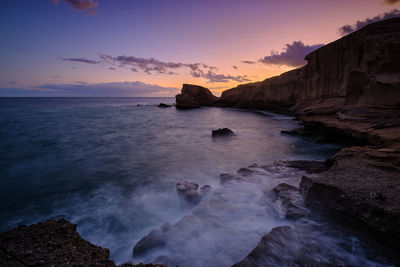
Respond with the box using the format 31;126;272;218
0;0;399;97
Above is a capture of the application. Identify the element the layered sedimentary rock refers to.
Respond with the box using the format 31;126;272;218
175;84;219;108
0;219;163;267
220;18;400;110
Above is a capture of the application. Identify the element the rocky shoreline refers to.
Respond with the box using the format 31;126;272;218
1;18;399;266
174;18;400;266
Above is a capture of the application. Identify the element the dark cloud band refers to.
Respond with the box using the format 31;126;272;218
339;9;400;35
258;41;323;67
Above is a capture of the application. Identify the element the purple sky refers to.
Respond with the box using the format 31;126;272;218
0;0;399;96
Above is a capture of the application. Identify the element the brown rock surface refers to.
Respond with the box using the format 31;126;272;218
0;219;163;267
300;146;400;250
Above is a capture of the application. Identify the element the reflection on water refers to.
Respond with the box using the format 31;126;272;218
0;97;342;264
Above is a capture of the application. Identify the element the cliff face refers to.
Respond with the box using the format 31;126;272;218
221;18;400;109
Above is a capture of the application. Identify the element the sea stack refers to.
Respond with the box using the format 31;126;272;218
175;84;219;108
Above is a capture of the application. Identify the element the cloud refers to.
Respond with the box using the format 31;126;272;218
383;0;400;4
339;9;400;35
0;81;178;97
60;57;100;64
9;81;16;84
258;41;324;67
108;67;116;70
232;65;238;69
96;54;248;83
241;60;256;64
51;0;98;14
191;70;250;83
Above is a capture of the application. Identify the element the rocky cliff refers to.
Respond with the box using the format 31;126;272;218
220;18;400;110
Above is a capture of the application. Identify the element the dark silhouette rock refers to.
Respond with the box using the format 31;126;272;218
211;128;235;137
175;84;218;108
158;103;171;107
0;219;163;267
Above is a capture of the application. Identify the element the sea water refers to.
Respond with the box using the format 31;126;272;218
2;97;387;266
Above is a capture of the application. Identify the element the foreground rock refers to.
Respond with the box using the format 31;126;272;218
211;127;235;137
300;146;400;252
233;219;395;267
0;219;163;267
175;84;218;108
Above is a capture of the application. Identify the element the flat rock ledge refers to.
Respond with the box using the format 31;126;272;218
0;219;164;267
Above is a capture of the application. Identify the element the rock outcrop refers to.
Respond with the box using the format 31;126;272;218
220;18;400;110
0;219;163;267
175;84;219;108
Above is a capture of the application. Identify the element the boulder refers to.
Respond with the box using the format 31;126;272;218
175;84;218;108
176;181;211;205
211;128;235;137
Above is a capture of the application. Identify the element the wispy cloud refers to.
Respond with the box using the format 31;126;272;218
339;9;400;35
258;41;323;67
241;60;256;64
51;0;98;14
9;81;16;84
62;54;249;83
383;0;400;5
60;57;100;64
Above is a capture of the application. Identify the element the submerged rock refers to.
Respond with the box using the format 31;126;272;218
176;181;211;205
158;103;171;108
211;128;235;137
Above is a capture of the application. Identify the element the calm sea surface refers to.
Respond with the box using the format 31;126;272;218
0;97;342;264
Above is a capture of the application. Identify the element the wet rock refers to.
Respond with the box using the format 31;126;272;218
212;128;235;137
158;103;171;108
0;219;163;267
175;84;218;108
233;219;395;267
300;146;400;250
273;183;309;219
200;185;212;194
133;223;171;256
276;160;330;174
176;181;211;205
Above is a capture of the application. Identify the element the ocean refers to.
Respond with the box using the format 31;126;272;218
3;97;386;266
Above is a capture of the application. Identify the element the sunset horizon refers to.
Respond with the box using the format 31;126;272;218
1;0;399;97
